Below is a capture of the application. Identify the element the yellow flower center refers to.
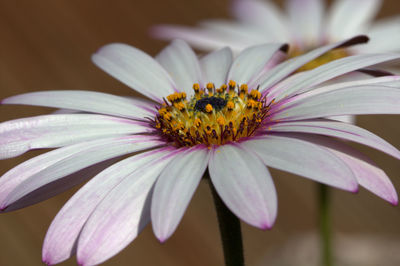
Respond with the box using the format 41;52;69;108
290;47;350;72
153;80;272;147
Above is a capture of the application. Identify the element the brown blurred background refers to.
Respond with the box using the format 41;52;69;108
0;0;399;265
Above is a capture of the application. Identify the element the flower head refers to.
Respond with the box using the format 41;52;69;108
1;39;400;265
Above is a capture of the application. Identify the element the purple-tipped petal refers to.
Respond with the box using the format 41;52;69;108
327;0;381;40
151;146;209;242
273;85;400;121
76;149;179;266
5;157;120;213
268;119;400;160
42;148;173;265
200;47;233;86
227;43;288;86
292;134;398;205
0;135;162;210
270;53;400;100
208;144;277;229
1;90;154;119
155;40;203;94
0;114;150;159
279;75;400;101
243;134;358;191
92;43;176;102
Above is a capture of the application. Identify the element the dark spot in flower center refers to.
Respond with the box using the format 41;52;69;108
194;96;227;112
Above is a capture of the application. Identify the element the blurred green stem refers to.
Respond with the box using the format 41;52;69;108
207;174;245;266
319;183;333;266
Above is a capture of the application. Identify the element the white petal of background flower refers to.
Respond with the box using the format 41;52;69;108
327;0;381;40
359;17;400;53
286;0;324;47
151;24;248;52
231;0;290;41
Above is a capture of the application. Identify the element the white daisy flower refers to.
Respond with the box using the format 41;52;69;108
152;0;400;69
1;38;400;265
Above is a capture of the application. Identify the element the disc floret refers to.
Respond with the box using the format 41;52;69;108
153;80;272;147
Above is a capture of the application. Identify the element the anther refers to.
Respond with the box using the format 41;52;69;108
205;104;213;113
228;80;236;90
206;83;214;96
227;101;234;111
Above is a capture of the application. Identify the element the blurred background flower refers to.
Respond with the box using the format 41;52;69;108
0;0;399;265
152;0;400;56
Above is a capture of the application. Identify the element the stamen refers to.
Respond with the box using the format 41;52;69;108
205;104;213;113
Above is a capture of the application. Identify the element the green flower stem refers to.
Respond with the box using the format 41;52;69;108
206;173;245;266
319;183;333;266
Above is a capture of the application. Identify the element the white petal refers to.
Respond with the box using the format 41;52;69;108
208;144;277;229
0;135;162;209
258;36;369;92
200;47;233;86
92;43;176;101
76;149;179;266
267;119;400;160
273;85;400;121
231;0;290;41
0;114;150;159
292;134;397;205
155;40;203;94
4;158;119;212
1;90;155;119
274;75;400;101
150;24;250;53
227;43;288;86
269;53;400;100
151;146;209;242
286;0;324;46
243;134;358;191
42;147;173;265
200;20;273;44
358;17;400;53
327;0;381;40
